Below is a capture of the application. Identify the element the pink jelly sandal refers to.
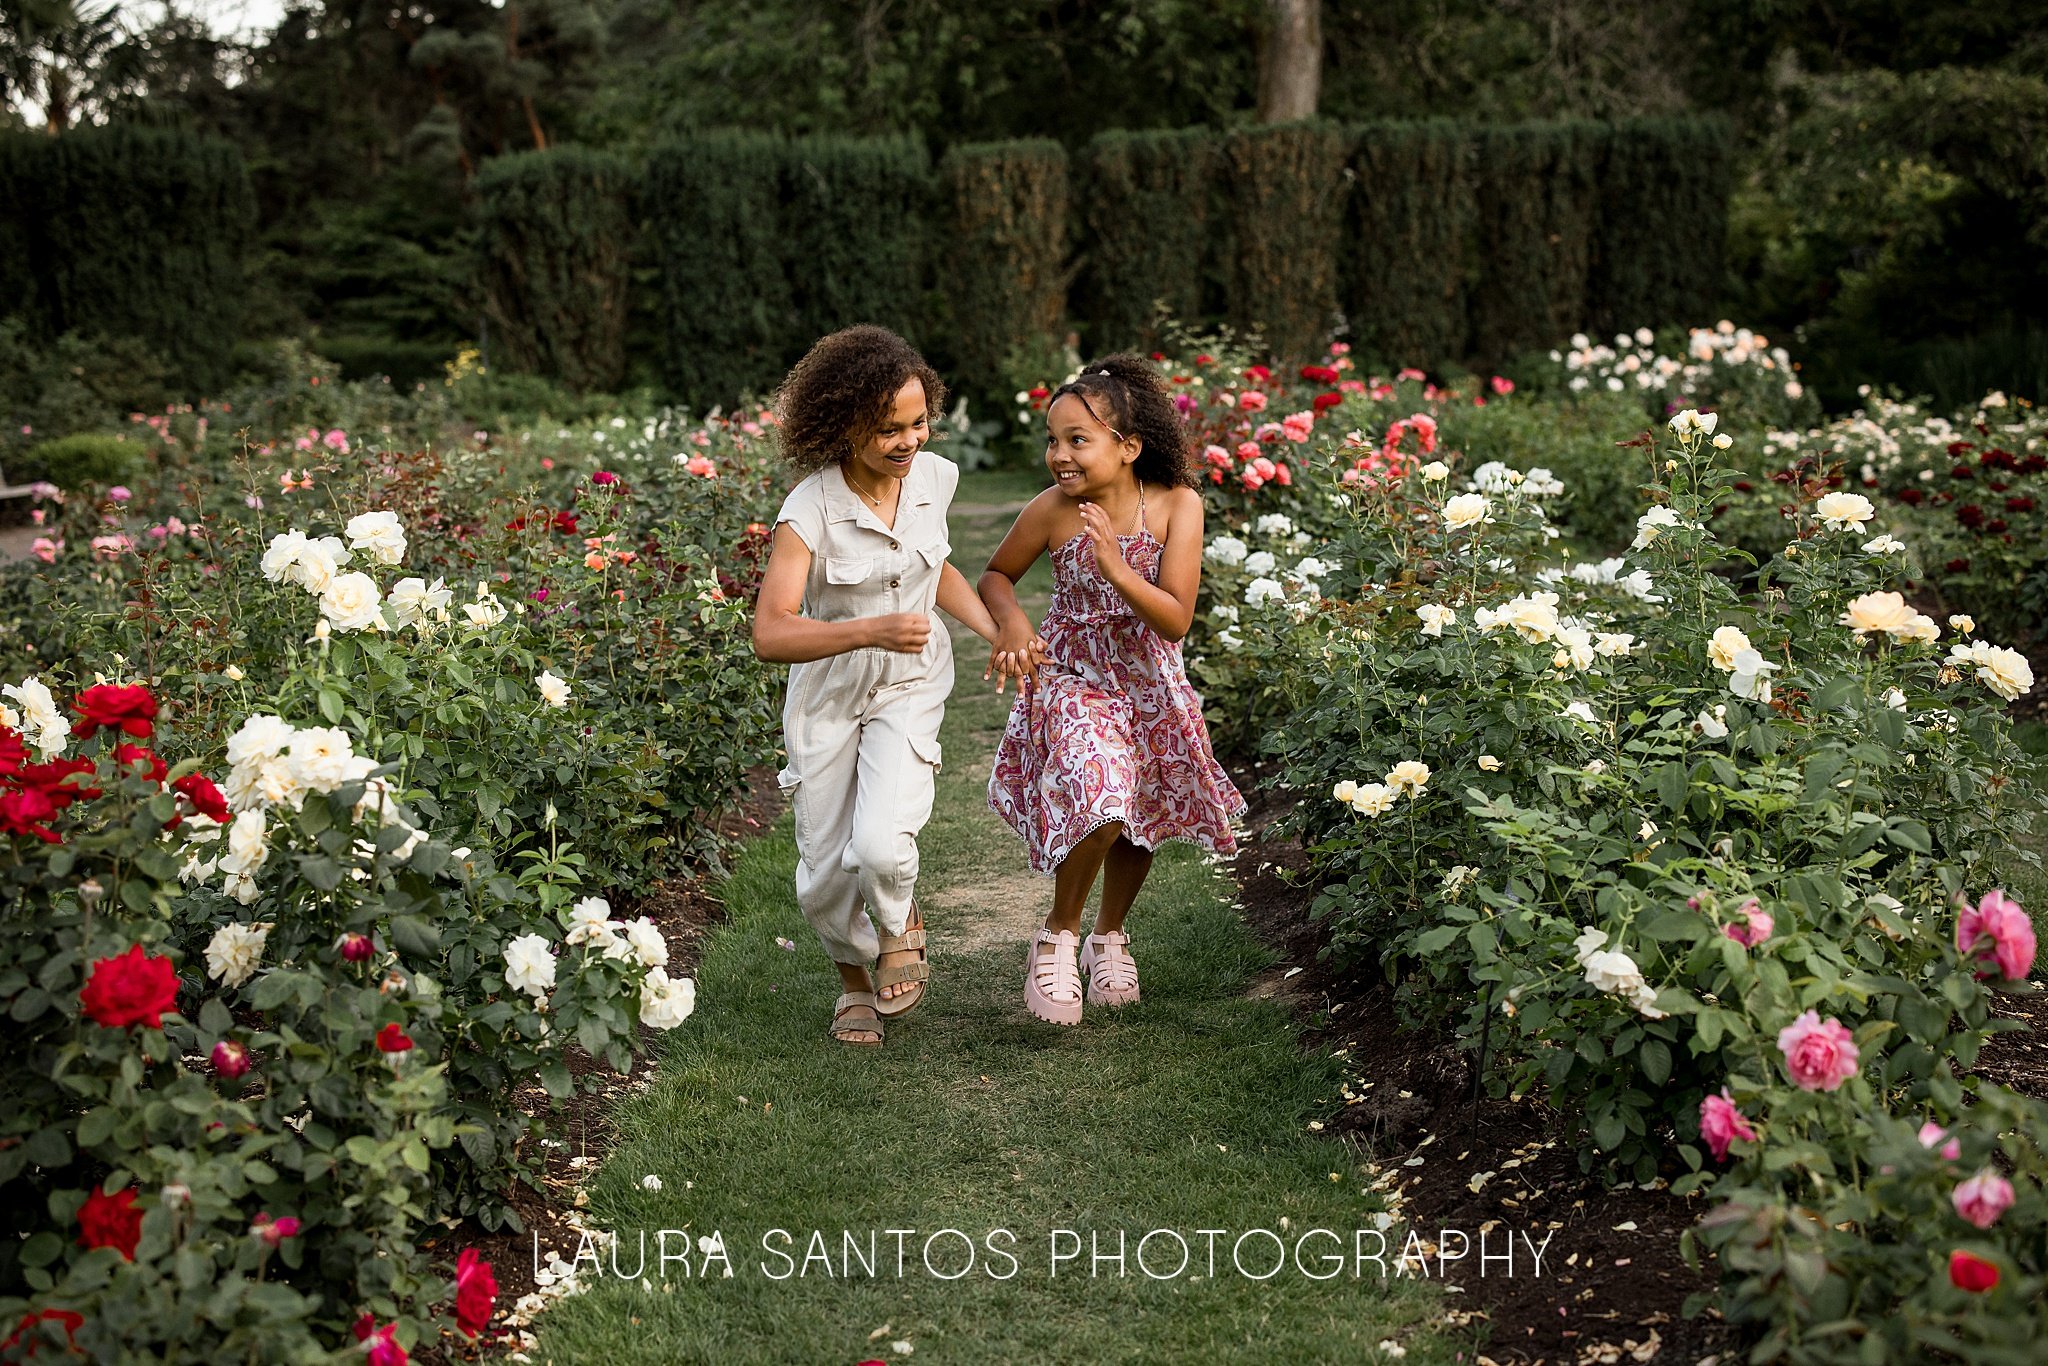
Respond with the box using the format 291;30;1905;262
1080;930;1140;1007
1025;927;1083;1026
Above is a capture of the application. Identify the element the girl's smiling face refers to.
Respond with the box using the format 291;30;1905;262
846;378;929;487
1044;393;1140;498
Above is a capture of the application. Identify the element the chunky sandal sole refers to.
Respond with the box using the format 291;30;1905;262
1080;932;1141;1008
1025;930;1083;1026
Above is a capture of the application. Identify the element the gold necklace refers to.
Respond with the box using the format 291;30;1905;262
845;464;889;510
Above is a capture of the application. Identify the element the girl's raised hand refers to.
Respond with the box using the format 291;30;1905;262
1077;501;1127;582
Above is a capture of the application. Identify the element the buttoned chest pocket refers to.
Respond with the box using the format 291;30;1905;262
917;541;951;569
825;556;874;585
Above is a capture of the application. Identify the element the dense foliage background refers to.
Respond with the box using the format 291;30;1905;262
2;0;2045;422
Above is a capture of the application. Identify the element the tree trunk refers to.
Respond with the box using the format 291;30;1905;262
1256;0;1322;124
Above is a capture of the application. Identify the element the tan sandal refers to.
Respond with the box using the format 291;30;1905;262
829;991;883;1048
873;902;929;1018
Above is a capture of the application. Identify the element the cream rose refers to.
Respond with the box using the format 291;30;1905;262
319;572;385;633
1441;493;1492;530
1708;625;1752;672
1839;591;1913;637
345;510;408;566
1813;492;1875;532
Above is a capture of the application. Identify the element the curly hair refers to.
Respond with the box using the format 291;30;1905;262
773;325;947;473
1043;353;1200;490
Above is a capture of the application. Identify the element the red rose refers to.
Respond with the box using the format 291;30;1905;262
591;471;618;486
20;757;99;806
3;1308;84;1357
80;944;180;1030
171;772;230;823
252;1213;302;1248
114;744;167;784
375;1022;414;1054
1312;391;1343;414
1949;1248;1999;1293
551;510;579;535
339;933;375;963
1299;364;1340;384
0;726;25;776
1;787;62;843
77;1185;143;1260
1246;365;1271;383
455;1248;497;1338
71;684;157;740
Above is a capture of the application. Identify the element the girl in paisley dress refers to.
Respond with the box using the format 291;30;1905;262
980;354;1245;1025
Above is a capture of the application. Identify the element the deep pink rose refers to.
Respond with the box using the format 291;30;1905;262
1952;1170;2015;1229
1776;1010;1860;1091
1949;1249;1999;1292
1237;390;1268;415
1956;890;2036;982
1699;1088;1757;1162
212;1039;251;1079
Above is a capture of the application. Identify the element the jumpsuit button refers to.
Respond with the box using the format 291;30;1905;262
889;577;900;588
889;541;900;551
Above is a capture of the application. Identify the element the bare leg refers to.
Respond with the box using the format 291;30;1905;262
1092;835;1154;936
1048;823;1122;934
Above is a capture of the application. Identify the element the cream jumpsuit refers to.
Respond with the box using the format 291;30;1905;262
774;450;958;965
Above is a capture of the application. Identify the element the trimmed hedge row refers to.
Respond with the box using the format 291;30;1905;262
0;126;252;392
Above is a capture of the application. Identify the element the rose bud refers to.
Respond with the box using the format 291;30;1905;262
339;933;374;963
211;1039;251;1079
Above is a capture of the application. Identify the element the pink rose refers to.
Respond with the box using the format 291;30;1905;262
1240;470;1265;491
30;537;60;563
1491;375;1516;396
1397;367;1426;382
1723;899;1774;948
1956;890;2036;982
685;456;717;478
1776;1010;1859;1091
1919;1122;1962;1161
1698;1088;1757;1162
1281;412;1316;443
1952;1170;2015;1229
107;486;132;502
1251;457;1277;479
1237;391;1268;415
1235;441;1261;463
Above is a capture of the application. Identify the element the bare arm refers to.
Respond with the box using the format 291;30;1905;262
935;560;999;644
978;491;1057;645
750;524;928;663
1084;486;1202;642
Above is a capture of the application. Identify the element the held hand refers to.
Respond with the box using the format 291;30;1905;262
986;623;1049;693
1077;501;1126;583
868;612;932;653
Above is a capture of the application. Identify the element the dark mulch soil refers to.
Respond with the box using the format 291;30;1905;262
421;769;785;1362
1226;765;1735;1366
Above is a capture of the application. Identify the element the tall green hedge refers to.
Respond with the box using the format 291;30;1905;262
474;146;636;393
1074;128;1218;351
1345;121;1478;365
780;134;934;354
940;140;1069;396
0;126;251;392
1468;122;1609;364
1220;122;1354;363
644;132;797;405
1588;117;1734;336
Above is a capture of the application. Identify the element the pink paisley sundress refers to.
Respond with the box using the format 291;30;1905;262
988;493;1246;876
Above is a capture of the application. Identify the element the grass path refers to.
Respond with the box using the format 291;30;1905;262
529;472;1450;1364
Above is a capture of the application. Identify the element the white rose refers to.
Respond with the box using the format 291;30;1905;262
623;917;668;968
1292;556;1330;580
286;726;357;794
1495;593;1560;643
1594;632;1634;657
503;933;558;998
1348;782;1396;817
1562;701;1598;724
1813;492;1875;532
219;809;269;878
1696;707;1730;738
261;529;309;583
1254;514;1293;537
1951;641;2034;700
1708;625;1752;672
345;510;408;566
1884;688;1908;711
1728;649;1779;702
1572;927;1609;967
535;670;571;708
227;714;294;769
1244;577;1284;607
1948;615;1975;635
1581;948;1645;997
1441;494;1491;530
565;896;614;945
1244;550;1277;576
1862;534;1906;555
1420;461;1449;482
1203;535;1248;567
463;586;509;629
1477;754;1502;772
205;921;271;987
287;536;350;594
1332;780;1359;804
1552;625;1596;672
1631;505;1681;550
1386;761;1431;796
1840;591;1913;638
387;577;452;631
639;968;697;1029
1896;613;1939;645
3;676;70;756
319;572;385;633
1417;604;1455;637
